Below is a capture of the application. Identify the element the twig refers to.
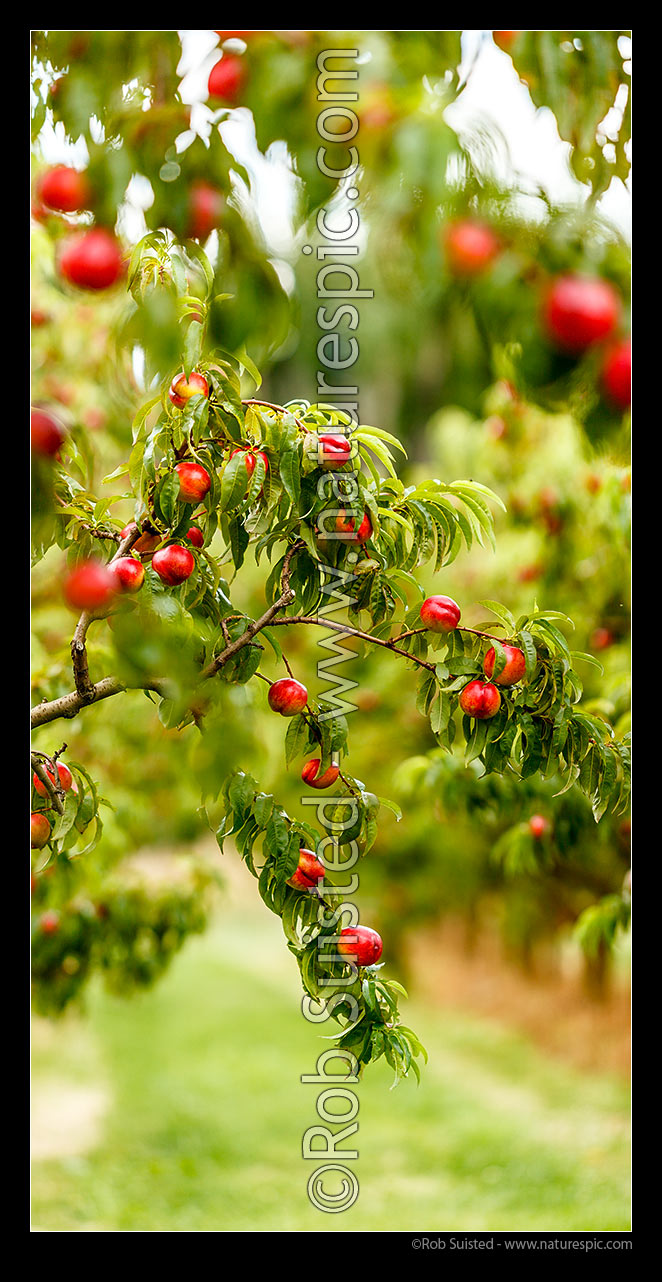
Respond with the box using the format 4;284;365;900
394;624;512;644
266;615;436;673
31;752;65;815
242;399;307;434
200;540;305;680
69;523;141;701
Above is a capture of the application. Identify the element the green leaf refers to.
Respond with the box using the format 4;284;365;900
479;600;516;633
518;630;538;679
279;444;301;508
220;452;249;512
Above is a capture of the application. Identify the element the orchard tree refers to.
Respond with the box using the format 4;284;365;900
31;30;630;1081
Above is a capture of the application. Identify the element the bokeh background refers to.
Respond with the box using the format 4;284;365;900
31;30;631;1232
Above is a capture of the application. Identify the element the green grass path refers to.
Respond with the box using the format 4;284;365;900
31;902;630;1232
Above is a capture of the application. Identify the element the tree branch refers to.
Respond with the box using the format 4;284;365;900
34;540;453;729
266;615;436;673
31;752;65;815
31;678;168;729
69;523;141;701
200;540;305;680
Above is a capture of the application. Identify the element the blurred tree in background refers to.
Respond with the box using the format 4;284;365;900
30;30;630;1065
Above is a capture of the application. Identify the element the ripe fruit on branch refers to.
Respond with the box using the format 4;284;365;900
174;461;212;503
31;812;51;849
287;848;326;890
268;678;308;716
483;644;526;686
529;815;550;840
229;447;269;478
58;228;124;291
318;433;351;468
542;274;621;354
63;560;116;613
31;408;66;458
207;54;245;103
602;338;631;410
36;165;91;213
338;925;383;967
152;545;195;586
33;761;74;797
459;680;501;719
110;556;145;594
335;509;372;543
444;219;501;276
120;525;161;556
188;181;224;240
186;525;205;549
168;371;210;407
40;910;60;936
301;759;340;789
420;595;461;633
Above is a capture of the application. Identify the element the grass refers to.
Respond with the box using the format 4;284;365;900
31;896;630;1232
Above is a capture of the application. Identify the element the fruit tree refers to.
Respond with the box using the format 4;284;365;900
31;30;630;1083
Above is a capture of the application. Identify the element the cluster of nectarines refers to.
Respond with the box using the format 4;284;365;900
440;214;630;410
419;594;528;719
31;758;77;849
285;849;383;965
33;161;125;291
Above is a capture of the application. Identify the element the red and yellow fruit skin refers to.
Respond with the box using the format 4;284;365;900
318;433;351;468
63;561;116;613
301;759;340;789
483;644;526;686
168;371;210;408
31;812;52;849
152;545;195;586
58;229;124;291
174;461;212;503
207;54;245;104
31;408;66;458
186;526;205;549
602;338;631;410
120;526;161;556
459;679;501;720
444;219;500;276
229;448;270;480
268;678;308;716
542;274;621;354
335;509;372;543
110;556;145;594
420;595;461;633
33;761;74;797
37;165;91;213
287;848;326;890
338;925;383;967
